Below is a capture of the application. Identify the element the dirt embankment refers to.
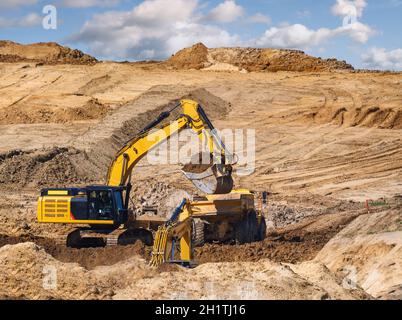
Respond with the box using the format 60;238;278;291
166;43;354;72
0;98;110;125
0;41;97;65
315;205;402;299
0;147;95;189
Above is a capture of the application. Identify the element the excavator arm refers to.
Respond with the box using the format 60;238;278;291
149;199;193;267
106;99;233;194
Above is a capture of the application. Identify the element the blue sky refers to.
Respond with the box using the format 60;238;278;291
0;0;401;69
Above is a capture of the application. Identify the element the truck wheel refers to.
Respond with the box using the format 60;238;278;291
235;210;258;244
257;216;267;241
192;218;205;247
247;210;258;243
234;219;248;245
140;230;154;246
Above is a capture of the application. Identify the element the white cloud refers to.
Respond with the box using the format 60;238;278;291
71;0;240;60
70;0;376;60
255;21;375;49
61;0;120;8
19;13;42;27
362;47;402;70
256;24;332;48
249;13;271;25
0;13;41;28
0;0;37;7
339;21;375;43
331;0;367;18
207;0;244;23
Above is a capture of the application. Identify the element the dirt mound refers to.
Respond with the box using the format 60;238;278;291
0;240;369;300
166;43;209;70
166;43;354;72
0;147;100;189
0;98;110;125
0;242;153;299
0;40;97;65
315;206;402;299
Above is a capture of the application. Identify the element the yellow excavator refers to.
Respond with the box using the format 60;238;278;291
37;99;266;265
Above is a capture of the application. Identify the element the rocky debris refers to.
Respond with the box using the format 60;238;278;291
131;181;186;217
267;202;325;228
0;40;97;65
166;43;354;72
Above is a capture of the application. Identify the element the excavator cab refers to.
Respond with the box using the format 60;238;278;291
85;186;129;224
37;185;130;226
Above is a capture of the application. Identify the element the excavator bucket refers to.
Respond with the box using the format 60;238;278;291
181;152;233;194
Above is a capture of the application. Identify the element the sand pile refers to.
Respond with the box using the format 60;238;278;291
166;43;209;70
315;206;402;299
0;242;153;299
0;147;100;188
0;241;370;300
166;43;354;72
0;41;97;65
114;259;369;299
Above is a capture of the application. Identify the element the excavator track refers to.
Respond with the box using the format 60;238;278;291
65;227;153;248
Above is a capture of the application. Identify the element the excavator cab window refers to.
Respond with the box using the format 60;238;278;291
113;190;124;210
88;190;114;220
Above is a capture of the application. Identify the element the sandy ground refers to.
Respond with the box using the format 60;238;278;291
0;57;401;300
